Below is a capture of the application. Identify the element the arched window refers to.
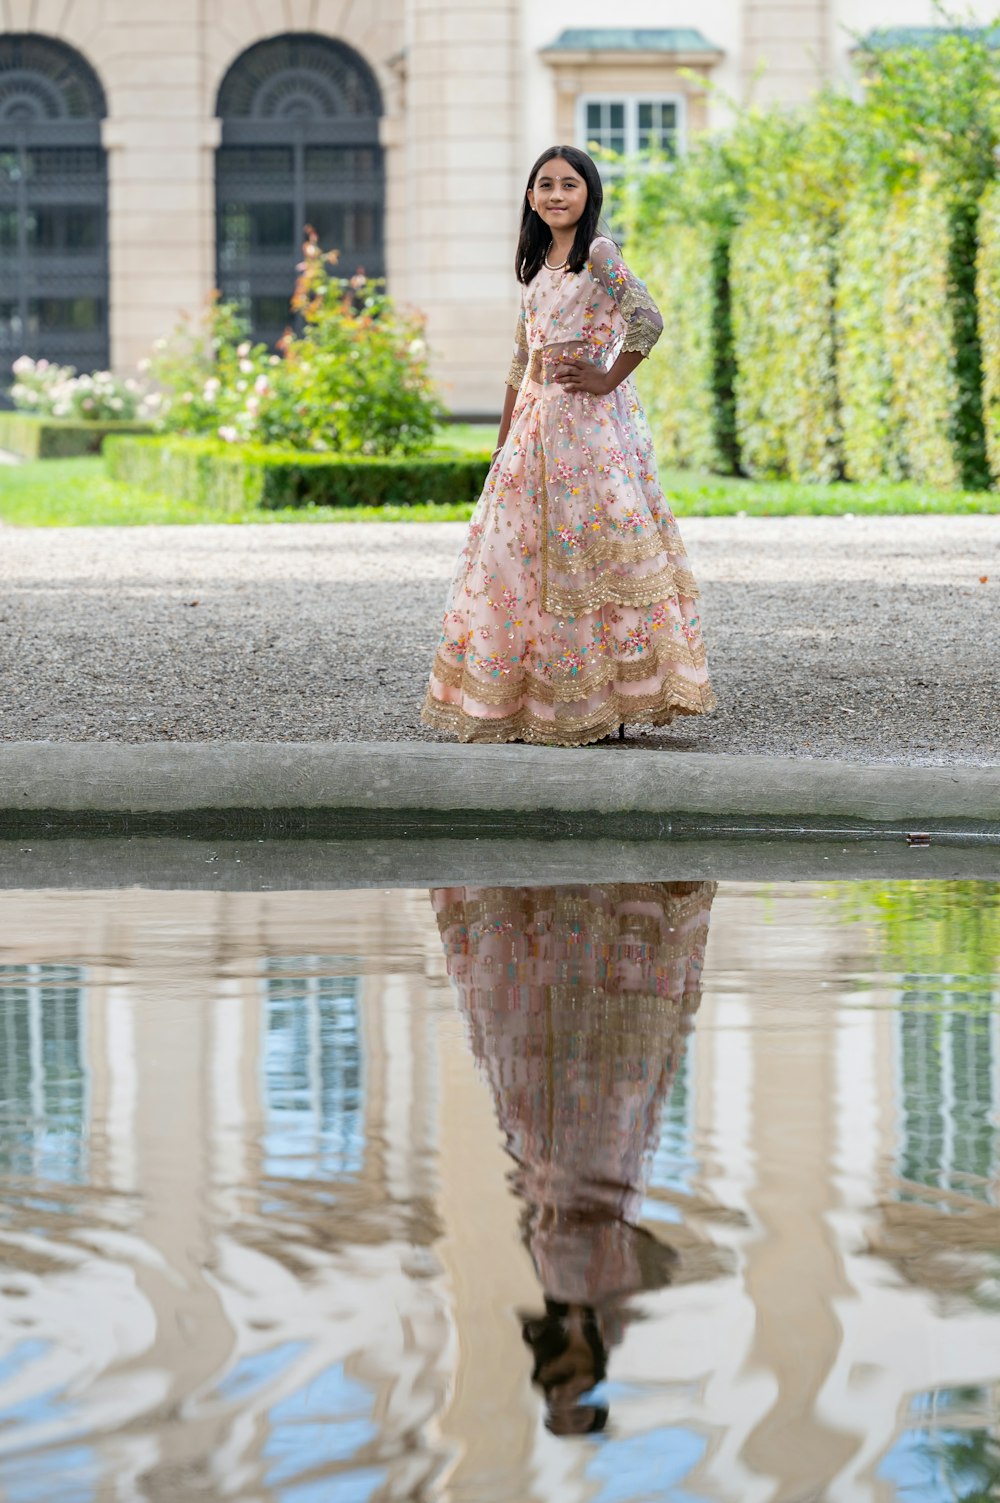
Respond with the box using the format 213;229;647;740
216;34;384;347
0;35;108;385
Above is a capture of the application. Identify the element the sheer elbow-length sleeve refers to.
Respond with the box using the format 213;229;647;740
505;293;528;390
590;238;663;357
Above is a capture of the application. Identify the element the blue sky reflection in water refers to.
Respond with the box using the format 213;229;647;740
0;879;997;1502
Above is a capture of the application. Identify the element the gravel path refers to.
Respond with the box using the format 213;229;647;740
0;517;996;764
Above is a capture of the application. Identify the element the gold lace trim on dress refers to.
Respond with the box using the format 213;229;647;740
590;240;664;360
506;303;529;390
542;561;701;617
548;528;697;576
421;676;717;748
432;636;707;706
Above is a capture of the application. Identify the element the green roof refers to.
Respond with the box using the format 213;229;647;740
859;24;1000;51
543;28;722;55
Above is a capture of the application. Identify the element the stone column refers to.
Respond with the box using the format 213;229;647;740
742;0;831;107
402;0;521;417
100;0;216;372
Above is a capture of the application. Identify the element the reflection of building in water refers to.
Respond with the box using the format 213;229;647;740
0;882;998;1502
0;892;452;1503
0;964;88;1184
895;974;1000;1200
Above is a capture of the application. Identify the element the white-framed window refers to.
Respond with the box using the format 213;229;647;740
578;93;686;165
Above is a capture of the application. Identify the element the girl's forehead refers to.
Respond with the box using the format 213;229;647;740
534;159;581;182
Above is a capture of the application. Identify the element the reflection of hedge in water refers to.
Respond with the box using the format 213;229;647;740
834;880;1000;1002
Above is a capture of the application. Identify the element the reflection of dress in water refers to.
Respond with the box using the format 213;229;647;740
432;882;717;1308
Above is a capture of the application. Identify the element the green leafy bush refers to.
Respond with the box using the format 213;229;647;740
633;222;729;472
976;179;1000;482
9;355;154;421
617;18;1000;486
883;177;963;489
836;195;905;482
148;231;444;456
731;208;842;482
103;435;492;511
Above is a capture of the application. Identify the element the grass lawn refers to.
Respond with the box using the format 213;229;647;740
1;424;999;525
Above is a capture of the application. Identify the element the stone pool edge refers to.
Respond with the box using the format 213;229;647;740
0;741;997;841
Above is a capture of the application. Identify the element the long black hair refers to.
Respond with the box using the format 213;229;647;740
515;145;604;285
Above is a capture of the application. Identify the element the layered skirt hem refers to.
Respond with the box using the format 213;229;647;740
421;677;718;748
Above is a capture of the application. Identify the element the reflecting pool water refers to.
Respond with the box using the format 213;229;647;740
0;880;998;1503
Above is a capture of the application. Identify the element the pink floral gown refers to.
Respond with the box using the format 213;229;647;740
421;236;716;746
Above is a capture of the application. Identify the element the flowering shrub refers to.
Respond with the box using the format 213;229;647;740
10;356;155;421
148;231;443;455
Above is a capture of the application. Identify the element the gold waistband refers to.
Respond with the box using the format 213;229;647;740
527;344;591;385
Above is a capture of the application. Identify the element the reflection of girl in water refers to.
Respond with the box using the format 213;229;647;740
432;881;717;1435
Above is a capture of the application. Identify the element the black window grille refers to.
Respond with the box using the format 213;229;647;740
216;34;385;348
0;36;109;393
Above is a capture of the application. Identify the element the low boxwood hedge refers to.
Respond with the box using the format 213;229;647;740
0;411;154;460
103;434;493;510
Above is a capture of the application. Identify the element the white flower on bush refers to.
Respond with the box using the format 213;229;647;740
236;380;247;393
237;341;251;358
253;374;270;395
218;425;238;443
239;358;254;375
269;354;280;366
11;355;34;375
8;353;154;421
137;358;151;374
181;392;194;404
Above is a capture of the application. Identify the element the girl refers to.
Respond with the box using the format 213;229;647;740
421;145;715;746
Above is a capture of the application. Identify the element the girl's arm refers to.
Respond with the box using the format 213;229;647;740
495;291;528;456
495;382;518;456
556;240;662;396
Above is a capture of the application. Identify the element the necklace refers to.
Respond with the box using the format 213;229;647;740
544;250;568;271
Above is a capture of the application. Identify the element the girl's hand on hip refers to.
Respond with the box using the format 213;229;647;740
554;359;611;397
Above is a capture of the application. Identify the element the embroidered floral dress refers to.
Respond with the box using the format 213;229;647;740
421;237;716;746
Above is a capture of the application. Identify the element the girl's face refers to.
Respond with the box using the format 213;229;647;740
527;157;588;234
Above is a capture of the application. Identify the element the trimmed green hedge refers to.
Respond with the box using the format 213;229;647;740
836;195;904;483
977;179;1000;485
0;412;153;460
103;435;493;510
731;209;841;482
883;177;962;490
634;222;736;473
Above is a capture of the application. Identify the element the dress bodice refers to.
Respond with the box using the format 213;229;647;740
508;236;663;387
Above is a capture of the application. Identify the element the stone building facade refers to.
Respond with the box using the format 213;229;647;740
1;0;996;415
